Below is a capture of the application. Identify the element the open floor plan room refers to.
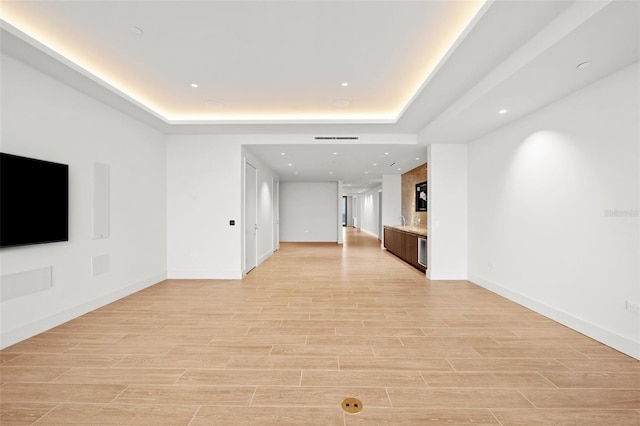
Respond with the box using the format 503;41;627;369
1;1;639;424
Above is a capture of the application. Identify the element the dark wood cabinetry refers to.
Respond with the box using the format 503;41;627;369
383;227;400;257
404;233;419;269
383;226;426;272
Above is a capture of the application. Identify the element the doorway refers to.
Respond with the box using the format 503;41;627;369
273;178;280;252
342;196;347;227
245;161;257;274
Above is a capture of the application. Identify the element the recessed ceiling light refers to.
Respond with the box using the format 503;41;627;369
498;109;507;114
288;163;292;166
333;152;338;155
334;99;350;108
280;152;286;156
415;157;420;160
397;168;402;171
384;152;389;155
329;171;333;174
364;171;368;174
341;82;349;87
190;83;199;88
130;26;144;36
576;61;592;70
373;163;377;166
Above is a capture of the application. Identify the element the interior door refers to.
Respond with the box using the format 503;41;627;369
245;162;257;273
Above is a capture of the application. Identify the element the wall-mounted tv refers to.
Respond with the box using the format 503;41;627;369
0;153;69;248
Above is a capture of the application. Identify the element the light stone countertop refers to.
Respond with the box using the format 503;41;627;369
384;225;427;237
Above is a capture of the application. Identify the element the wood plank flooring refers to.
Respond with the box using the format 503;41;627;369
1;228;639;425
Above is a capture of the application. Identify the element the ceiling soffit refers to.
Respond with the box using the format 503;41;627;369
0;0;486;124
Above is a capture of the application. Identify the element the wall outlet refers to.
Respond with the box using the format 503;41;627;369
626;300;640;314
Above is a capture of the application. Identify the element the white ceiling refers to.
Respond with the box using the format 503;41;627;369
0;0;485;123
245;143;428;192
1;1;638;193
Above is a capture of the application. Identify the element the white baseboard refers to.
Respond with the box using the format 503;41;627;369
258;250;275;267
469;274;640;361
0;272;166;350
360;228;380;239
427;271;468;280
167;270;242;280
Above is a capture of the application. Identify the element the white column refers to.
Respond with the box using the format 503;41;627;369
427;144;468;280
381;174;402;248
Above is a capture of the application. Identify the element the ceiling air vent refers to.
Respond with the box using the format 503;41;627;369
314;136;360;141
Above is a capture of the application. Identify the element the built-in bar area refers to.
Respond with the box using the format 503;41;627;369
383;163;427;272
383;225;427;272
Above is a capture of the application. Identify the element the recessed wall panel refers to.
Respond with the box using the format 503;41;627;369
93;162;110;239
92;254;110;276
1;267;52;302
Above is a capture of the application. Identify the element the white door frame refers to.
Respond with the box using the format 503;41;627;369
244;161;258;274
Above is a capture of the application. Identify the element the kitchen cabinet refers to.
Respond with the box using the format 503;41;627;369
383;226;427;272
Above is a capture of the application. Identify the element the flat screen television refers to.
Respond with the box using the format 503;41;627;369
0;152;69;248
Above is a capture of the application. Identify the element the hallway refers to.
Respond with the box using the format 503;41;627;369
1;228;639;424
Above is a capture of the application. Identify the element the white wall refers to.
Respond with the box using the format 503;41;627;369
381;175;402;226
426;144;468;280
381;174;402;246
0;54;167;348
280;182;338;242
243;148;280;265
467;62;640;359
357;185;382;238
166;135;243;279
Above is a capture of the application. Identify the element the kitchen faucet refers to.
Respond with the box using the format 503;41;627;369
399;216;406;226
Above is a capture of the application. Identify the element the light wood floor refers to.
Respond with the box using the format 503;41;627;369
1;228;639;425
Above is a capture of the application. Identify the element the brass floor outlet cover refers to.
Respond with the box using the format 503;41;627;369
341;397;363;414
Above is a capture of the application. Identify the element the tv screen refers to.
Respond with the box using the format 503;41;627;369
0;153;69;248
